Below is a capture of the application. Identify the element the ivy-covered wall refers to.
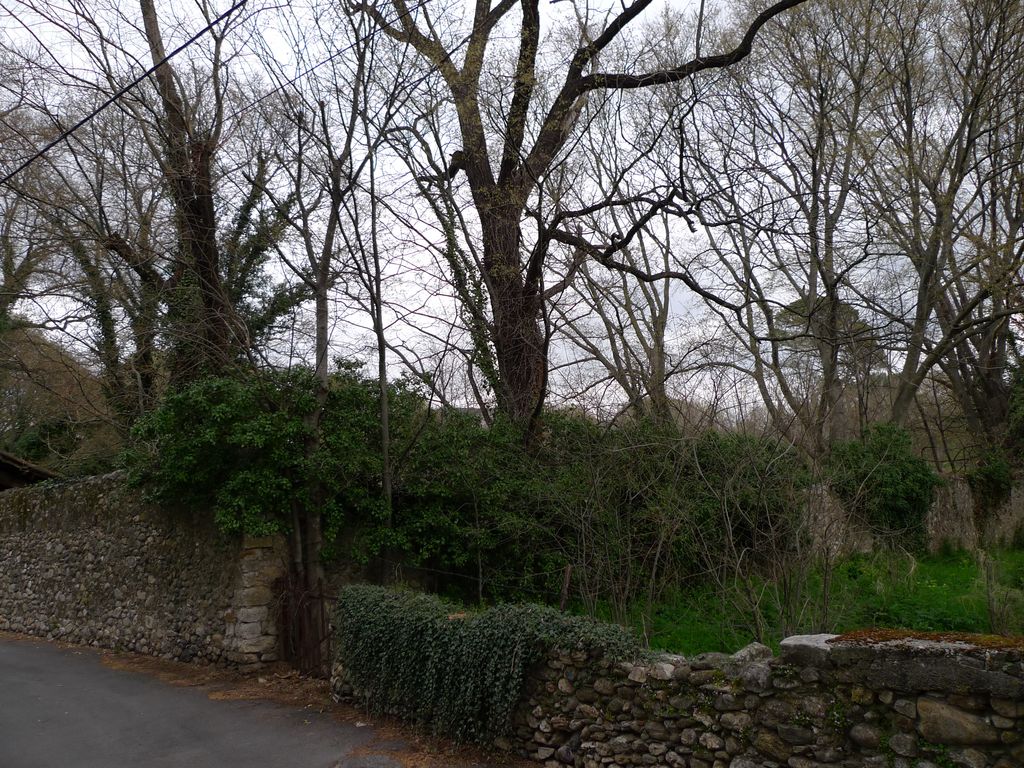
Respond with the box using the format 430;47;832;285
928;478;1024;552
331;588;1024;768
0;474;285;664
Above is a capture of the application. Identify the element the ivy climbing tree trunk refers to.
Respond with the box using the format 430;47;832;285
139;0;245;380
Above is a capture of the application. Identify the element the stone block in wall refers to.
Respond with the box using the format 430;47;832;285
828;643;1023;700
235;606;268;623
235;634;279;655
222;534;287;665
236;586;275;607
917;698;1001;746
779;633;837;667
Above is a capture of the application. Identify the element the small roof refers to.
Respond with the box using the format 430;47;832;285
0;449;59;491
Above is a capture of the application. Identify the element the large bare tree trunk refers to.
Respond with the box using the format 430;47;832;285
483;213;546;427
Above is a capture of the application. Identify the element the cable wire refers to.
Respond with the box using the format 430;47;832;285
219;0;438;125
1;0;449;185
0;0;251;186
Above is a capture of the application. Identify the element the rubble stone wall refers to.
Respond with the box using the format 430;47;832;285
809;479;1024;557
333;632;1023;768
0;474;285;664
499;635;1023;768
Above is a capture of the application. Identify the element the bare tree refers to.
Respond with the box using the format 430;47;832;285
682;0;888;455
2;0;282;376
358;0;809;434
681;0;1024;458
855;0;1024;447
545;56;716;426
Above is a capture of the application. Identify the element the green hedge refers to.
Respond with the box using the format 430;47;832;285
334;585;643;743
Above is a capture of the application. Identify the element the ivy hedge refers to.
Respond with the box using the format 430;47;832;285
333;585;644;743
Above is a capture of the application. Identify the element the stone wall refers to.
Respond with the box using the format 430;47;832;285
495;635;1023;768
928;479;1024;553
333;633;1023;768
809;479;1024;556
0;474;285;665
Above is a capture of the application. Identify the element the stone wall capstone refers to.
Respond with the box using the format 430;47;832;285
332;634;1024;768
0;474;285;665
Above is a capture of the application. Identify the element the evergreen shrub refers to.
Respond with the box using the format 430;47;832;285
827;423;940;547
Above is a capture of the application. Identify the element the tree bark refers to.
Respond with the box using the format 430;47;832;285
483;212;546;427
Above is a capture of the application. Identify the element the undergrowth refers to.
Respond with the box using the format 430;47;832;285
645;549;1024;654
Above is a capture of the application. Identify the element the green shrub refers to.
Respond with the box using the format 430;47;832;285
334;585;643;743
827;423;940;547
123;368;384;536
966;449;1014;514
687;430;809;565
379;412;554;598
124;371;823;614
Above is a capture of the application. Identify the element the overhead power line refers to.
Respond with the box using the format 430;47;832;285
0;0;444;187
0;0;249;187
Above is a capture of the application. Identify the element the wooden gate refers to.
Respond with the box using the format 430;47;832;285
278;575;331;676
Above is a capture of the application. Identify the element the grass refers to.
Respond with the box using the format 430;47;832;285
643;548;1024;655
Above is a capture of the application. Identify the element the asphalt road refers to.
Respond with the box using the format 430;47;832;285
0;637;402;768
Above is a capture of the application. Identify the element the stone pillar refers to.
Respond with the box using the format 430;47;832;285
223;534;287;665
